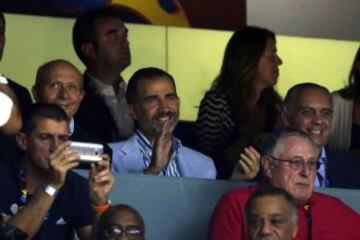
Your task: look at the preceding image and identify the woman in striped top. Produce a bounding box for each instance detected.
[196,26,283,179]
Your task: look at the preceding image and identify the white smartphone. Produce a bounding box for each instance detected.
[69,141,103,162]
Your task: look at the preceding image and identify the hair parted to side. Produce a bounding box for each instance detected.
[211,25,281,127]
[261,127,319,157]
[126,67,176,104]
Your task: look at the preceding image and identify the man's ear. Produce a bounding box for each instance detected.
[127,104,137,120]
[261,156,273,179]
[81,43,96,60]
[79,89,85,102]
[281,110,291,127]
[292,223,298,238]
[16,132,28,151]
[32,85,39,102]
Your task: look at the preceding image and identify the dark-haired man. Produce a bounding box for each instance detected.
[0,103,114,239]
[72,6,134,142]
[245,187,298,240]
[110,67,216,179]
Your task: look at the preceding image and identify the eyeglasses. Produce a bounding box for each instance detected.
[103,224,143,239]
[269,156,319,171]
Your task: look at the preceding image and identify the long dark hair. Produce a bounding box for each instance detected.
[339,46,360,99]
[211,26,282,127]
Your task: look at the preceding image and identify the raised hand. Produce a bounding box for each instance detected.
[144,121,173,174]
[89,154,115,205]
[47,141,80,189]
[230,146,261,181]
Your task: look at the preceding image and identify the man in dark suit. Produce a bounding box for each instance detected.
[283,82,360,189]
[72,6,134,143]
[32,59,111,158]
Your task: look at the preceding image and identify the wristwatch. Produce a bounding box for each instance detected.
[42,183,58,197]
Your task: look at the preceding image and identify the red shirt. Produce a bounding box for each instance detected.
[208,185,360,240]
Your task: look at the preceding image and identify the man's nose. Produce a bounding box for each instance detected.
[300,162,311,176]
[49,138,61,153]
[158,99,170,112]
[260,221,273,235]
[59,86,69,99]
[312,113,324,124]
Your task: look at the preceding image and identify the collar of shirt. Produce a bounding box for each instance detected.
[319,147,327,164]
[86,72,126,97]
[135,130,182,176]
[69,118,74,136]
[315,148,327,187]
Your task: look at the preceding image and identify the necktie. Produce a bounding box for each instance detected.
[317,170,324,187]
[316,159,325,187]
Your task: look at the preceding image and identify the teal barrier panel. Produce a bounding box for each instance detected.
[75,171,360,240]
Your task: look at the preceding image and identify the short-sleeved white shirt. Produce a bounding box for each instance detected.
[0,92,13,127]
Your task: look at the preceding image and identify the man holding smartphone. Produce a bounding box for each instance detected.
[0,103,114,239]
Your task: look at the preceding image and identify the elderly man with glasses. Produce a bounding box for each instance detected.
[209,128,360,240]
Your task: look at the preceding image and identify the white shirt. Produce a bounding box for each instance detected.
[0,91,13,127]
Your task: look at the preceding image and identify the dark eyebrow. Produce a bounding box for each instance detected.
[143,95,158,101]
[107,28,119,35]
[166,93,178,98]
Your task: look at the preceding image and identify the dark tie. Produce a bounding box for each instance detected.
[317,171,324,187]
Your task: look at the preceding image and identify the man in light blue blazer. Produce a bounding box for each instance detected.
[110,67,216,179]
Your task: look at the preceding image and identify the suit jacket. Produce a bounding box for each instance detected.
[109,134,217,179]
[326,148,360,189]
[74,73,123,143]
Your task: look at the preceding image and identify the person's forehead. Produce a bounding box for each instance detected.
[137,77,175,95]
[274,136,317,159]
[32,118,69,134]
[94,16,125,30]
[294,88,332,109]
[46,63,82,83]
[109,209,143,226]
[252,196,291,214]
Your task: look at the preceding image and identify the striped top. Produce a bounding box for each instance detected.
[135,130,181,177]
[196,90,236,161]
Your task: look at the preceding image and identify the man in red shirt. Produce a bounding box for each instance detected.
[209,128,360,240]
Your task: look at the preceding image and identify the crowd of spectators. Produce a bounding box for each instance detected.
[0,6,359,240]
